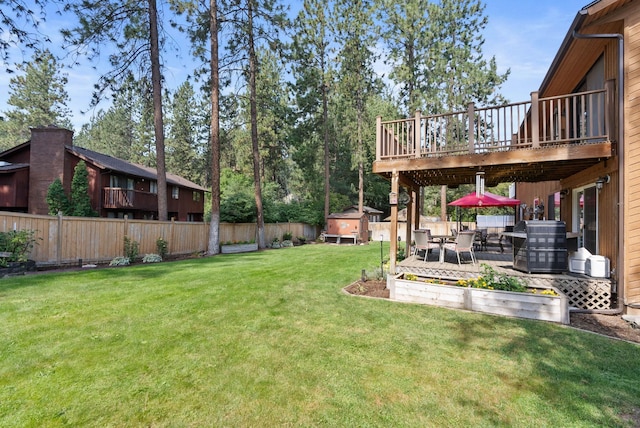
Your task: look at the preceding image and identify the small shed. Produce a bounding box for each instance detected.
[342,205,384,222]
[325,212,369,244]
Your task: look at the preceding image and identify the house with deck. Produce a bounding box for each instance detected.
[0,126,206,221]
[373,0,640,315]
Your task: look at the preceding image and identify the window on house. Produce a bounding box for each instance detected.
[150,181,157,194]
[172,186,179,199]
[193,191,201,202]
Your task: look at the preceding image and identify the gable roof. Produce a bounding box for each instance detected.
[342,205,383,215]
[66,145,208,192]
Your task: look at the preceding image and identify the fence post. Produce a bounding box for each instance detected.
[531,91,540,148]
[57,211,63,266]
[468,102,475,153]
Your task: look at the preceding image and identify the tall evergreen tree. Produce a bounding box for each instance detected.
[45,178,69,216]
[62,0,169,220]
[334,0,378,214]
[166,81,198,181]
[378,0,432,115]
[427,0,509,113]
[224,0,287,249]
[169,0,222,254]
[0,49,72,149]
[69,160,97,217]
[290,0,335,225]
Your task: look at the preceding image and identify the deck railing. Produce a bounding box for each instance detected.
[376,84,612,161]
[102,187,158,211]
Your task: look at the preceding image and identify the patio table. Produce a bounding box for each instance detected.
[431,234,456,263]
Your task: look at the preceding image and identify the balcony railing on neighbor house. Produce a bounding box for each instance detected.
[376,83,613,161]
[103,187,158,211]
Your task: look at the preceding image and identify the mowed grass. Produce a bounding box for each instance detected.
[1,244,639,427]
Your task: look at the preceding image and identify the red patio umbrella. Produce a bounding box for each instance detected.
[448,191,520,208]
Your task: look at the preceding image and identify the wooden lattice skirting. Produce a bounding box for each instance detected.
[396,265,613,311]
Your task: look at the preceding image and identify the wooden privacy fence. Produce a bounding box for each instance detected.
[0,211,318,266]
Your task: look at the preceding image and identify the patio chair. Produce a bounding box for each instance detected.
[413,229,439,262]
[443,230,477,265]
[475,229,488,251]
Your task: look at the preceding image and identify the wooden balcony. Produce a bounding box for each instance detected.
[373,83,615,187]
[102,188,158,211]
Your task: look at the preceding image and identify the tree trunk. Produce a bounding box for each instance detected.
[207,0,221,255]
[148,0,167,221]
[323,80,330,227]
[247,0,265,249]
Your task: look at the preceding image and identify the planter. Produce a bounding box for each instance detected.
[0,260,37,277]
[388,273,569,324]
[221,243,258,254]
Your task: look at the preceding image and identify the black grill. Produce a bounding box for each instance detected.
[512,221,567,274]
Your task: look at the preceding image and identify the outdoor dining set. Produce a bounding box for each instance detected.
[412,228,498,266]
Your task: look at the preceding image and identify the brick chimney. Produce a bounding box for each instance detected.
[28,126,74,215]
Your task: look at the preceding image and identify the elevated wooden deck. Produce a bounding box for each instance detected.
[397,247,613,312]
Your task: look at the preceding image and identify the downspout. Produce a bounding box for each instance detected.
[572,30,627,314]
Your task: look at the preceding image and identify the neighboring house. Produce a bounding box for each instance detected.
[373,0,640,315]
[0,126,207,221]
[342,205,384,222]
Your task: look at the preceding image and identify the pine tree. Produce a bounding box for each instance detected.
[334,0,379,214]
[69,161,97,217]
[0,0,48,72]
[62,0,169,220]
[45,178,70,216]
[0,49,72,149]
[290,0,335,225]
[224,0,287,249]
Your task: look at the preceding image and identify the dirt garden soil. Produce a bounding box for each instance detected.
[345,279,640,345]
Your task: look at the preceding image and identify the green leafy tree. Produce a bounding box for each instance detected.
[45,178,70,216]
[0,49,72,149]
[69,161,97,217]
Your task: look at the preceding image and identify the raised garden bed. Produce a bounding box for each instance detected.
[388,272,569,324]
[220,243,258,254]
[0,260,37,277]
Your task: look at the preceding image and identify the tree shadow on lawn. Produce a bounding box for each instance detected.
[449,314,640,426]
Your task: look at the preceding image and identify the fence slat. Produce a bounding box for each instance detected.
[0,212,319,266]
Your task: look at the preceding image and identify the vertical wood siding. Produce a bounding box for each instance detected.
[625,8,640,304]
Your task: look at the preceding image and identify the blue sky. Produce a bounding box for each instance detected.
[0,0,589,131]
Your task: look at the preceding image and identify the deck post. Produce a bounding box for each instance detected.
[414,111,421,157]
[467,102,475,153]
[389,170,399,274]
[605,79,615,143]
[376,116,382,161]
[531,91,540,148]
[406,192,413,258]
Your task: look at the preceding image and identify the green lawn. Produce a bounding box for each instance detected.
[1,244,639,427]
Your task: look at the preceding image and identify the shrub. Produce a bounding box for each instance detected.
[124,236,139,261]
[109,256,130,266]
[0,229,39,263]
[156,237,168,259]
[282,231,293,241]
[142,253,162,263]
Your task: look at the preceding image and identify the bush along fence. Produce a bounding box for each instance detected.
[0,211,319,267]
